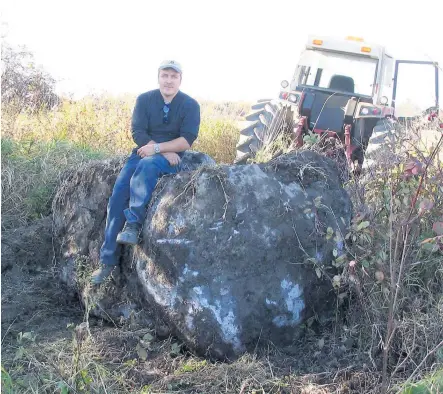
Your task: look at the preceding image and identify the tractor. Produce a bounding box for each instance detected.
[234,35,440,169]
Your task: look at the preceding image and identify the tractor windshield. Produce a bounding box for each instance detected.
[295,49,378,96]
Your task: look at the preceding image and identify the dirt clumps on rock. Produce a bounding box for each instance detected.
[52,150,352,360]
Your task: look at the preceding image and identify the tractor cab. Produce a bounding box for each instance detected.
[281,36,394,135]
[234,35,440,167]
[279,35,439,165]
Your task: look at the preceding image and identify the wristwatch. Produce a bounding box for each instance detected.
[154,143,160,154]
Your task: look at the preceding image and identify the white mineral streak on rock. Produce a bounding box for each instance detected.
[183,264,199,277]
[220,287,229,296]
[281,278,305,322]
[156,238,193,245]
[167,213,186,236]
[137,259,177,308]
[228,165,273,200]
[187,286,244,351]
[279,181,304,199]
[209,221,224,231]
[185,313,194,330]
[261,225,276,247]
[272,278,305,327]
[193,286,203,295]
[141,258,244,352]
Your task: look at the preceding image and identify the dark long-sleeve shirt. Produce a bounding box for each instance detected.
[131,89,200,157]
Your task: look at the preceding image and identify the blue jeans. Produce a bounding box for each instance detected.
[99,151,181,266]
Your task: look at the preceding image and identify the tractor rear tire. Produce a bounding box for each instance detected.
[234,99,294,164]
[352,118,380,166]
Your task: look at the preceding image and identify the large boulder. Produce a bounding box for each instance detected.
[53,150,352,360]
[52,151,215,325]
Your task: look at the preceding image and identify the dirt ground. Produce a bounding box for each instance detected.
[1,217,83,357]
[1,217,390,393]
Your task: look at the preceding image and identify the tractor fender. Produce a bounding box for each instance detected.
[354,102,394,119]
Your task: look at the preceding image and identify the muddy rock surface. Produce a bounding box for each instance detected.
[52,150,352,360]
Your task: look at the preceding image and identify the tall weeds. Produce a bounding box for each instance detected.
[1,95,248,229]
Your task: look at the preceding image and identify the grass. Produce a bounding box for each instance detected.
[399,369,443,393]
[1,138,108,229]
[0,325,385,393]
[1,94,249,158]
[1,95,249,230]
[2,94,443,393]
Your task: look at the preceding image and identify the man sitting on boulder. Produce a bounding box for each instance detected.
[91,60,200,284]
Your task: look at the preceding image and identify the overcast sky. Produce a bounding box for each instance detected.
[2,0,442,108]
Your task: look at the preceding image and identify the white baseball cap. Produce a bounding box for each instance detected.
[158,60,182,73]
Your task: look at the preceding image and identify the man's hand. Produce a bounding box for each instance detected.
[162,152,181,166]
[137,143,155,158]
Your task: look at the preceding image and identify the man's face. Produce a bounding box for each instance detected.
[158,68,182,98]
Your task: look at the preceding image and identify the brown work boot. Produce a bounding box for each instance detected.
[116,222,141,245]
[90,264,116,285]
